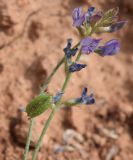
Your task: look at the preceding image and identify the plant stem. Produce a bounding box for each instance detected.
[31,42,80,160]
[40,57,65,92]
[61,73,71,92]
[22,57,64,160]
[31,72,71,160]
[32,108,56,160]
[40,41,80,93]
[22,119,34,160]
[75,51,82,61]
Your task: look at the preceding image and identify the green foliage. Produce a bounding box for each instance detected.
[26,93,52,118]
[95,7,119,28]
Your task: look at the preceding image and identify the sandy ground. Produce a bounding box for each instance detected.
[0,0,133,159]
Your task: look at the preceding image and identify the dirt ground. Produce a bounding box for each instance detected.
[0,0,133,160]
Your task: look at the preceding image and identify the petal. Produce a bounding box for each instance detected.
[72,7,85,27]
[99,39,120,56]
[63,39,78,58]
[90,12,103,25]
[81,37,101,54]
[87,7,95,16]
[69,63,87,72]
[53,92,63,103]
[82,87,88,97]
[72,7,82,20]
[85,94,95,104]
[73,15,85,27]
[110,21,127,32]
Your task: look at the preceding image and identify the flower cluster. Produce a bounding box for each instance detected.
[62,6,127,105]
[76,87,95,105]
[63,39,78,60]
[72,7,127,33]
[63,88,95,107]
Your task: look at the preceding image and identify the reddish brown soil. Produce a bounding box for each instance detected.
[0,0,133,160]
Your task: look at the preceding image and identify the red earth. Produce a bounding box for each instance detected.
[0,0,133,159]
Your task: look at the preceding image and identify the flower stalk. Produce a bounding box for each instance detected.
[22,119,34,160]
[40,57,65,92]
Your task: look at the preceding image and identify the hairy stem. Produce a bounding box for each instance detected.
[32,108,56,160]
[22,119,34,160]
[75,51,82,61]
[40,41,80,93]
[23,58,64,160]
[61,73,71,92]
[40,57,65,92]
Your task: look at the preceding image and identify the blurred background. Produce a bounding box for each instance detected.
[0,0,133,159]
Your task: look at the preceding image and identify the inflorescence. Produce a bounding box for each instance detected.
[26,6,127,118]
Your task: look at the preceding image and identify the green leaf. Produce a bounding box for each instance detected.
[26,93,52,118]
[103,7,119,19]
[95,7,119,28]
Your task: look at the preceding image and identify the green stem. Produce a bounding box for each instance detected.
[32,108,56,160]
[75,51,82,61]
[31,73,71,160]
[22,58,64,160]
[61,73,71,92]
[40,57,65,92]
[40,41,80,93]
[31,41,81,160]
[22,119,34,160]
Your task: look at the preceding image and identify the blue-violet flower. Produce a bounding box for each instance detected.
[76,87,95,105]
[80,37,101,54]
[97,39,120,56]
[63,39,78,59]
[69,63,87,72]
[109,21,127,32]
[53,92,64,103]
[87,7,95,17]
[72,7,85,27]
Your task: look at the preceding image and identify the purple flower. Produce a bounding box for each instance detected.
[63,39,78,59]
[80,37,101,54]
[85,7,95,21]
[69,63,87,72]
[90,11,103,25]
[76,87,95,105]
[97,39,120,56]
[87,7,95,16]
[110,21,127,32]
[53,92,64,103]
[85,7,95,24]
[72,7,85,27]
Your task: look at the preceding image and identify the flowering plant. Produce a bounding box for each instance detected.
[22,6,127,160]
